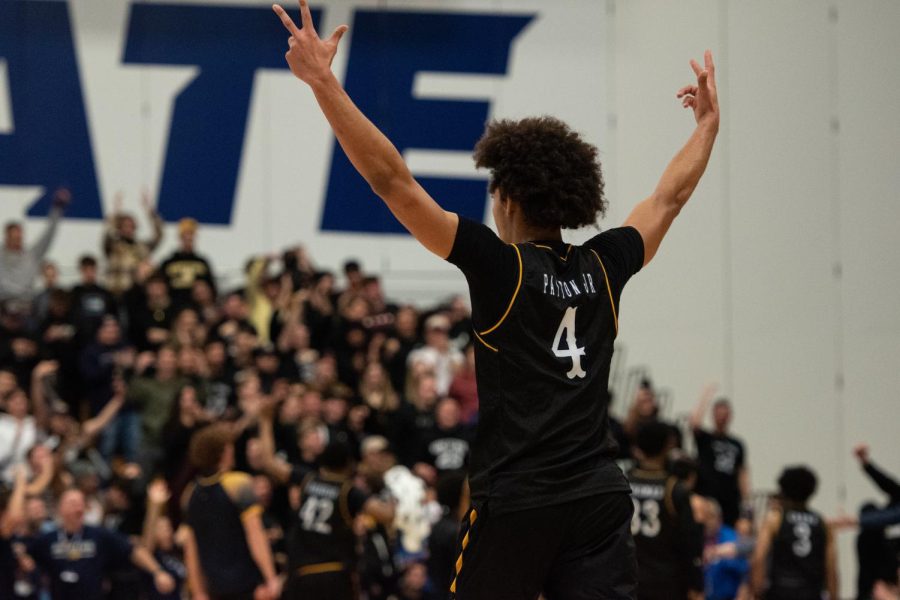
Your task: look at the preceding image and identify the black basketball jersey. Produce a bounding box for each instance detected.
[627,467,684,598]
[288,473,369,571]
[447,219,644,514]
[185,472,262,596]
[768,507,826,599]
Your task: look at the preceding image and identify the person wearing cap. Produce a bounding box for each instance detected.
[406,314,463,397]
[159,218,216,311]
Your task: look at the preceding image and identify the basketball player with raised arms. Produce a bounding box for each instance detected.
[273,2,719,597]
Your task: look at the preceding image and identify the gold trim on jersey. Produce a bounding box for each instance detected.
[449,507,478,594]
[478,244,523,336]
[529,242,573,262]
[297,561,345,577]
[473,330,499,353]
[589,249,619,334]
[664,476,678,518]
[240,504,263,521]
[339,480,353,528]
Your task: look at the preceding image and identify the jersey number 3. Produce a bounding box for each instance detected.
[552,307,586,379]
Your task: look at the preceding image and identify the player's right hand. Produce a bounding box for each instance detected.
[853,443,870,464]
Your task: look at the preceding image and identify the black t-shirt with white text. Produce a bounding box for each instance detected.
[446,217,644,513]
[694,428,745,525]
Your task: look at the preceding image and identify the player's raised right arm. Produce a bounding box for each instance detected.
[273,1,459,258]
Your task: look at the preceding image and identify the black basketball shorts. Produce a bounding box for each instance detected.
[449,491,636,600]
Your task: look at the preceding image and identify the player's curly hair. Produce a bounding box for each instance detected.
[778,465,818,504]
[473,116,607,229]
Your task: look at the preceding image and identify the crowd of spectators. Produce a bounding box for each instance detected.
[0,198,897,599]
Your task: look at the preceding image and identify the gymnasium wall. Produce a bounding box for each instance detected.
[609,3,900,595]
[2,1,898,594]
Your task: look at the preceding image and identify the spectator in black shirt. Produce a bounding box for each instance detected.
[271,10,718,596]
[383,305,420,394]
[70,255,117,345]
[37,289,80,410]
[416,398,470,480]
[127,273,173,352]
[395,373,438,469]
[140,480,187,600]
[159,218,215,311]
[853,443,900,598]
[690,384,749,526]
[79,317,139,460]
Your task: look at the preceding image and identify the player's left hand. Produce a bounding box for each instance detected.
[676,50,719,129]
[52,188,72,209]
[273,0,348,85]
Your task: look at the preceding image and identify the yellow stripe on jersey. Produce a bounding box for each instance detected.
[240,504,263,522]
[450,507,478,594]
[473,330,499,353]
[589,249,618,335]
[478,244,523,336]
[529,242,573,262]
[297,562,345,577]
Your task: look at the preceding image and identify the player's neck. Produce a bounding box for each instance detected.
[62,521,82,535]
[639,458,667,470]
[507,222,562,245]
[320,467,349,481]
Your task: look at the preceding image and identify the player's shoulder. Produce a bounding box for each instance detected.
[220,470,255,503]
[584,225,643,252]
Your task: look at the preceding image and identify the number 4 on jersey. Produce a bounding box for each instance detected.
[552,307,586,379]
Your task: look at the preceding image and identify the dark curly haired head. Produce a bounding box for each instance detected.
[473,116,607,231]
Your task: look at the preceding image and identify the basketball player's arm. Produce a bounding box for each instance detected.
[273,1,458,258]
[242,512,281,597]
[824,525,839,600]
[258,402,294,485]
[624,50,719,267]
[229,473,281,598]
[750,509,780,596]
[363,496,396,526]
[182,525,210,600]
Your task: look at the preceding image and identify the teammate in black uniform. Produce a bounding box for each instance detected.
[273,3,719,597]
[751,466,838,600]
[182,423,280,600]
[628,422,703,600]
[258,403,394,599]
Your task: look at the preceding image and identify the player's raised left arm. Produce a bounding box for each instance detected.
[624,50,719,267]
[273,1,458,258]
